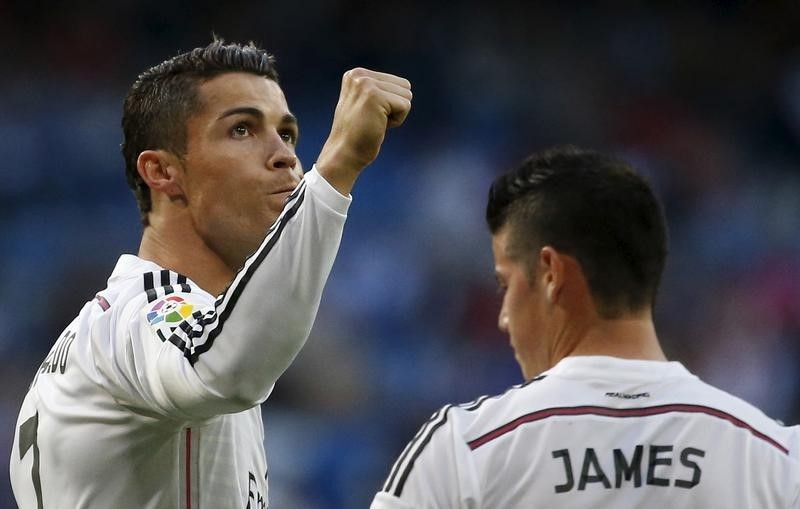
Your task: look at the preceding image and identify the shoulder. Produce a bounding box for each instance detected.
[379,377,549,501]
[103,266,215,340]
[428,375,551,443]
[679,375,800,450]
[454,375,549,414]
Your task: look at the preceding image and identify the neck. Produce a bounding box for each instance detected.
[554,311,666,364]
[138,215,234,296]
[569,317,665,360]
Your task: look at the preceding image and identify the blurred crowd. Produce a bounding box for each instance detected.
[1,1,799,507]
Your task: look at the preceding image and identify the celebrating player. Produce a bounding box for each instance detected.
[371,146,800,508]
[10,39,411,508]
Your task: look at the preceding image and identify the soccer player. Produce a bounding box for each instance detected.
[371,146,800,508]
[10,40,411,508]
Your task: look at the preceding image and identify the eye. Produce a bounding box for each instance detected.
[279,130,298,145]
[231,123,251,138]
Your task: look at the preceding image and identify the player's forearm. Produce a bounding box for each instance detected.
[315,147,361,197]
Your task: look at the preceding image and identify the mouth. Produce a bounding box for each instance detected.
[270,185,298,203]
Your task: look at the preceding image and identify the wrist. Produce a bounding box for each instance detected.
[315,143,364,196]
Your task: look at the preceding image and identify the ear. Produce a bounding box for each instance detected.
[539,246,564,304]
[136,150,185,199]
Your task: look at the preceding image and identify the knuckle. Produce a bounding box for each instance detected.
[353,76,376,94]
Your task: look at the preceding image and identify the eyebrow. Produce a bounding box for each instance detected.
[217,107,298,127]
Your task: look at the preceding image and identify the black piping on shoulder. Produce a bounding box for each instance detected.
[143,269,193,303]
[382,404,454,497]
[461,375,548,413]
[144,272,157,303]
[379,375,550,497]
[177,274,190,293]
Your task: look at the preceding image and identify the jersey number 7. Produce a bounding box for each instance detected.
[18,412,44,509]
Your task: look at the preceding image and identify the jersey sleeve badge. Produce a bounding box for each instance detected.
[146,295,197,342]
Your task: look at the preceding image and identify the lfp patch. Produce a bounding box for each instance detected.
[146,295,196,341]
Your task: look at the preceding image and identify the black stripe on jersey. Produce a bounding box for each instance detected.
[161,269,177,295]
[142,269,192,304]
[382,405,454,497]
[156,311,205,352]
[462,395,490,412]
[162,270,175,296]
[144,272,157,303]
[381,375,550,497]
[174,312,204,340]
[460,375,547,414]
[162,182,307,365]
[393,406,453,496]
[382,406,446,492]
[185,184,307,365]
[466,403,790,454]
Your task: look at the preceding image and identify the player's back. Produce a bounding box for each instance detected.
[473,357,799,507]
[378,356,800,508]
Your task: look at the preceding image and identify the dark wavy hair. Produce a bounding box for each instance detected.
[121,39,279,225]
[486,145,668,318]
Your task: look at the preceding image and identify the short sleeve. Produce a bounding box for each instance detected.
[372,406,481,509]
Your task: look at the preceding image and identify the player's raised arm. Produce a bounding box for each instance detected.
[316,68,412,195]
[117,67,413,420]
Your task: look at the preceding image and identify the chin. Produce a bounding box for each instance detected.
[265,202,287,224]
[255,207,278,230]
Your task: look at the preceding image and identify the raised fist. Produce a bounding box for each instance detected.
[316,68,412,194]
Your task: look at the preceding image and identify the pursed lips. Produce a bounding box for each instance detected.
[271,180,299,193]
[270,182,299,202]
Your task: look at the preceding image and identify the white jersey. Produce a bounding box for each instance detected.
[372,356,800,508]
[10,168,350,509]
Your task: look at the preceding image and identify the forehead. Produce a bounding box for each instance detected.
[194,72,289,118]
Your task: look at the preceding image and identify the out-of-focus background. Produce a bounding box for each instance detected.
[2,1,799,507]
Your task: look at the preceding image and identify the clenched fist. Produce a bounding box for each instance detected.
[316,68,412,195]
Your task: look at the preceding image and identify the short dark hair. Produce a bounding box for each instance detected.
[121,39,279,225]
[486,146,668,318]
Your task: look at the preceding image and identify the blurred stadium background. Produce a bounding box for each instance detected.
[2,1,799,507]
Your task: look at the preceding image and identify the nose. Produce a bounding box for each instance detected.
[266,134,298,171]
[498,310,509,334]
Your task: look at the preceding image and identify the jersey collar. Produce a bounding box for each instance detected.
[543,355,695,383]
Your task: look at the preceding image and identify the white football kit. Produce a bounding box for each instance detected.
[372,356,800,508]
[10,168,350,509]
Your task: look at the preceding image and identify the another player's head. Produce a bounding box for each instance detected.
[122,39,302,270]
[486,145,668,377]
